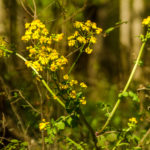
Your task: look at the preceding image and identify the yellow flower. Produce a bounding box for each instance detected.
[96,28,103,34]
[80,82,87,88]
[68,40,76,46]
[142,16,150,25]
[33,61,43,71]
[39,120,49,130]
[25,61,31,67]
[29,48,36,54]
[73,31,79,37]
[25,23,30,29]
[53,95,57,100]
[74,21,83,28]
[129,117,138,124]
[92,22,97,29]
[90,36,96,43]
[53,33,64,42]
[21,35,31,41]
[63,74,69,80]
[80,97,86,105]
[77,36,86,44]
[59,83,69,90]
[70,80,78,86]
[85,47,93,54]
[50,63,57,71]
[42,119,46,122]
[81,25,90,32]
[85,20,92,27]
[42,28,49,35]
[70,90,76,99]
[68,36,74,40]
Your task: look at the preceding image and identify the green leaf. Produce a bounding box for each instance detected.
[56,121,65,130]
[118,142,129,146]
[10,139,19,143]
[105,27,115,34]
[106,133,117,142]
[133,147,142,150]
[66,117,73,126]
[21,142,28,147]
[97,135,107,147]
[128,91,139,102]
[76,92,82,98]
[119,92,128,99]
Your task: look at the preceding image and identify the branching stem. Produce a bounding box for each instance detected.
[1,48,65,108]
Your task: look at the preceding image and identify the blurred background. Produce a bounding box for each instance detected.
[0,0,150,149]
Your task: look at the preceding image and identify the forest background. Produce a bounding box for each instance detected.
[0,0,150,149]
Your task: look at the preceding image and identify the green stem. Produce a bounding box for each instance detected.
[97,42,146,135]
[41,79,65,108]
[1,48,65,108]
[68,45,84,75]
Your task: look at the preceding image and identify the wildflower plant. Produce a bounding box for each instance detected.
[0,14,150,150]
[0,18,103,149]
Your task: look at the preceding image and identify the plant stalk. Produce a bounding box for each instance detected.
[68,45,84,75]
[1,48,65,108]
[97,41,146,135]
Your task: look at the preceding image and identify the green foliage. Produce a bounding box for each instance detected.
[0,139,28,150]
[118,91,139,102]
[97,101,111,117]
[1,2,150,149]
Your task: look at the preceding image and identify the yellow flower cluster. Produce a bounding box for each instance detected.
[80,82,87,88]
[22,20,49,41]
[70,90,76,99]
[129,117,138,124]
[39,119,49,130]
[63,74,69,80]
[79,97,86,105]
[68,20,102,54]
[142,16,150,25]
[51,33,64,42]
[22,20,68,72]
[59,75,87,105]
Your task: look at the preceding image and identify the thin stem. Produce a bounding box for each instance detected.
[32,0,37,19]
[41,79,65,108]
[1,48,65,108]
[97,42,146,135]
[138,128,150,147]
[13,89,40,114]
[36,82,45,150]
[123,42,146,92]
[79,109,100,150]
[68,45,84,75]
[19,0,34,18]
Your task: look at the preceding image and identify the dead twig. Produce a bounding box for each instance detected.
[12,89,41,114]
[32,0,37,19]
[138,128,150,147]
[19,0,34,18]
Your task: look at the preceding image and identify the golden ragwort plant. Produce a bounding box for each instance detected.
[0,16,150,149]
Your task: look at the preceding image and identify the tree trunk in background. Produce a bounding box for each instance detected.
[0,0,6,36]
[131,0,144,80]
[120,0,131,82]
